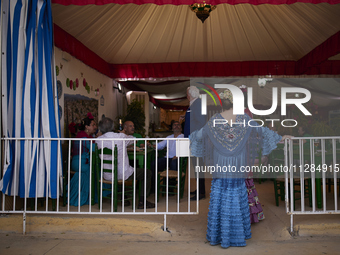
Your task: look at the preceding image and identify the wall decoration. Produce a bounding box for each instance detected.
[100,95,104,106]
[95,88,99,96]
[57,80,63,99]
[58,105,62,119]
[64,94,98,138]
[64,76,92,93]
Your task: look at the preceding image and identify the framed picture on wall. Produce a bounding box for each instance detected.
[64,94,98,138]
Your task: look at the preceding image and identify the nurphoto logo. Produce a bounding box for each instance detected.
[200,84,312,128]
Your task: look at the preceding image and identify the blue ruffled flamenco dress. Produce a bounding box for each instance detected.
[69,152,92,206]
[190,113,282,248]
[68,132,96,207]
[68,135,112,206]
[207,178,251,248]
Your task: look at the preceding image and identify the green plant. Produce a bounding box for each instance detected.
[330,115,340,136]
[277,125,294,136]
[289,101,319,129]
[311,121,335,136]
[114,99,146,136]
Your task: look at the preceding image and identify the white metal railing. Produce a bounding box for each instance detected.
[0,137,198,234]
[284,137,340,234]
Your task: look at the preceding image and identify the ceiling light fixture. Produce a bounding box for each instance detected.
[257,78,273,88]
[189,2,216,23]
[113,82,122,93]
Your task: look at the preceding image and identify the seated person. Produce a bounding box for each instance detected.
[123,120,145,148]
[151,121,184,177]
[122,120,147,168]
[169,120,175,131]
[161,121,171,131]
[96,117,155,209]
[69,114,97,206]
[298,126,312,148]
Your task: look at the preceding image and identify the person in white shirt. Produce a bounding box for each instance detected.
[152,121,184,174]
[96,117,155,209]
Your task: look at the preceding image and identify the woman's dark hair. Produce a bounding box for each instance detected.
[78,117,93,131]
[221,98,232,110]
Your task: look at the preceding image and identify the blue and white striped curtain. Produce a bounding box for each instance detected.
[0,0,62,199]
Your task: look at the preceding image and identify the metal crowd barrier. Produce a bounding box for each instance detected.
[284,137,340,234]
[0,137,198,234]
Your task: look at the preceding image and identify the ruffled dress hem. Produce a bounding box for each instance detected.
[206,178,252,248]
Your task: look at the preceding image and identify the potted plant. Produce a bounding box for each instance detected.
[311,121,335,137]
[115,99,146,136]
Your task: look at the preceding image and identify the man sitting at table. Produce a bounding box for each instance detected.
[122,120,148,168]
[123,120,145,148]
[96,117,155,209]
[150,121,184,191]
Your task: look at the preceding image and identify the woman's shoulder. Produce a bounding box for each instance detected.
[210,112,222,120]
[208,112,248,123]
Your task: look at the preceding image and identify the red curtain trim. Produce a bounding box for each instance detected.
[126,80,190,85]
[51,0,339,6]
[54,24,112,78]
[111,61,297,78]
[297,31,340,74]
[54,24,340,79]
[304,60,340,75]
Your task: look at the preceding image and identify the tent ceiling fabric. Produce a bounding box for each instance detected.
[52,3,340,65]
[51,1,340,109]
[51,0,338,6]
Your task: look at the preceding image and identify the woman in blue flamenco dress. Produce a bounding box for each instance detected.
[69,115,97,206]
[190,89,291,248]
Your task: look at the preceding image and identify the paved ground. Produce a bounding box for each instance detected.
[0,180,339,255]
[0,232,339,255]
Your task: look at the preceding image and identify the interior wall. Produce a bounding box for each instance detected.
[160,109,186,127]
[54,47,121,137]
[149,102,160,130]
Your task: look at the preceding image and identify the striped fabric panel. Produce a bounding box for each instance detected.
[0,0,62,199]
